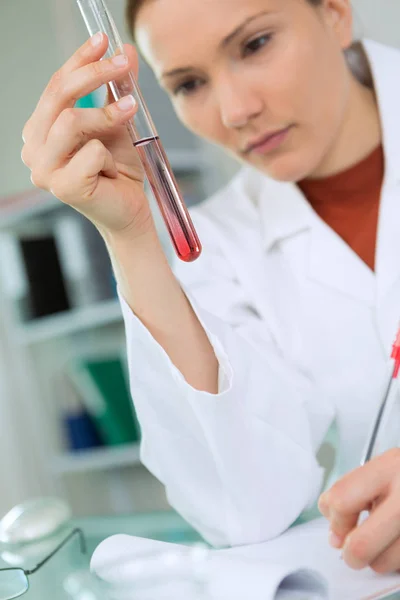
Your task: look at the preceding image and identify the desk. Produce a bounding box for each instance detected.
[1,512,399,600]
[0,511,203,599]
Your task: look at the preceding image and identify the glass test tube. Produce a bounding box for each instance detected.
[76,0,202,262]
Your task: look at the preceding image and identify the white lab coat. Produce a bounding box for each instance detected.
[120,39,400,547]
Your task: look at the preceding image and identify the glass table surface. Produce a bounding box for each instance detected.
[0,511,399,600]
[0,511,204,600]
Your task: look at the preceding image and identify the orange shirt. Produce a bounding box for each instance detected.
[298,145,384,272]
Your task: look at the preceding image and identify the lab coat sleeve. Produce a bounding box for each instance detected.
[120,210,334,548]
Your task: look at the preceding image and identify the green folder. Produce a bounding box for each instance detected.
[67,352,141,446]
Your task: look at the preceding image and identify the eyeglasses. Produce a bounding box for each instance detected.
[0,528,86,599]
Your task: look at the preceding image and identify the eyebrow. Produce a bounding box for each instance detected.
[161,10,272,80]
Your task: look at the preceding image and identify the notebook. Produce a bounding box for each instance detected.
[90,518,400,599]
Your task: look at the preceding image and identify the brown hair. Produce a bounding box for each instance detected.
[125,0,142,40]
[125,0,372,87]
[125,0,324,39]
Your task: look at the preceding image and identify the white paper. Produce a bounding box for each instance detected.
[224,518,400,600]
[90,519,400,600]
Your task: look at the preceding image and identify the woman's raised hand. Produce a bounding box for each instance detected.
[21,33,154,237]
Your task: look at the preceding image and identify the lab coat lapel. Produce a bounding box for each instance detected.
[254,170,375,307]
[364,40,400,304]
[214,172,308,361]
[307,219,375,306]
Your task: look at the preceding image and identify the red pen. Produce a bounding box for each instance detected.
[360,325,400,465]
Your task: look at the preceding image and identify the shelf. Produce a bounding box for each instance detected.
[0,189,59,231]
[16,298,123,345]
[52,443,141,475]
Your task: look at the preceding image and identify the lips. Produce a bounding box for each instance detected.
[244,126,292,155]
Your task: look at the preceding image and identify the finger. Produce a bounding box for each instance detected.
[319,451,396,546]
[342,495,400,570]
[22,53,131,167]
[22,33,109,144]
[370,535,400,575]
[50,139,117,204]
[23,41,138,152]
[36,95,137,176]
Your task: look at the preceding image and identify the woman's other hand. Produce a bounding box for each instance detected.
[319,448,400,573]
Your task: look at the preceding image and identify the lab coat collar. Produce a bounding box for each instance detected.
[251,38,400,250]
[364,39,400,300]
[247,38,400,306]
[241,166,314,253]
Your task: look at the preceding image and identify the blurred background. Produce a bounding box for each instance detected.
[0,0,398,524]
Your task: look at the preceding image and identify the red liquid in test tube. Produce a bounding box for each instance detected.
[134,137,202,262]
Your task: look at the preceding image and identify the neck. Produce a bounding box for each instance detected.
[310,74,382,179]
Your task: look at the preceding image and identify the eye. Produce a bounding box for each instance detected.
[173,78,203,97]
[243,33,273,58]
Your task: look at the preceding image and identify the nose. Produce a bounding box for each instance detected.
[216,74,263,129]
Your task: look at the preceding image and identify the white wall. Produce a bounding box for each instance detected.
[352,0,400,46]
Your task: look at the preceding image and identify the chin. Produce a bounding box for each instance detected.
[250,151,322,183]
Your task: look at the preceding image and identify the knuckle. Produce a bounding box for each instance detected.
[326,487,347,514]
[91,61,104,77]
[49,178,67,201]
[21,145,31,168]
[52,109,82,144]
[22,121,32,143]
[30,171,43,188]
[90,138,105,155]
[60,107,79,128]
[102,104,116,125]
[46,69,63,96]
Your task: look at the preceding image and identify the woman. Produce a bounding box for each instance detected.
[22,0,400,573]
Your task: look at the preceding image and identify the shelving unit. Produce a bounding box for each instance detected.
[16,298,122,346]
[0,143,210,517]
[52,442,141,475]
[0,0,225,519]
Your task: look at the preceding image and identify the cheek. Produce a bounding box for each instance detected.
[250,43,349,181]
[284,38,348,140]
[262,28,346,131]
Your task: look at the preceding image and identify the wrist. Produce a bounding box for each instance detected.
[97,209,157,247]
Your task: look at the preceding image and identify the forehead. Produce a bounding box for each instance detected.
[135,0,292,77]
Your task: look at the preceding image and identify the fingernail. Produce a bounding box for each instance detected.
[112,54,129,67]
[91,32,104,47]
[116,95,136,111]
[329,530,344,549]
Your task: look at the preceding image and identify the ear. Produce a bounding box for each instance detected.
[320,0,353,49]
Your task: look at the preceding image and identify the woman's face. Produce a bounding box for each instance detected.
[136,0,353,181]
